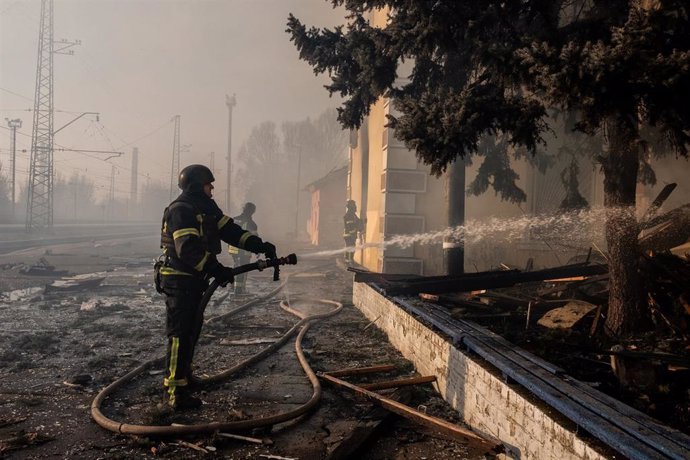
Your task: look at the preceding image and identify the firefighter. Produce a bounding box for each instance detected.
[343,199,363,263]
[227,202,257,294]
[157,165,276,410]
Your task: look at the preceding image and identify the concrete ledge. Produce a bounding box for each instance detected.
[353,282,609,460]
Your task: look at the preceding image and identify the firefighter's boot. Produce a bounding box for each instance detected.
[174,392,202,410]
[163,382,202,411]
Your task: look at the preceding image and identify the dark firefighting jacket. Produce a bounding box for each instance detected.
[160,191,264,278]
[343,210,362,239]
[228,213,258,255]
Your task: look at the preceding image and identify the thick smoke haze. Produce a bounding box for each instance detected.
[0,0,346,221]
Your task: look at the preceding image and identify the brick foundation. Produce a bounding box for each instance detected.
[353,282,608,460]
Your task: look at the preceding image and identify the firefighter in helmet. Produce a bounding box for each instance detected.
[157,165,276,410]
[227,202,257,294]
[343,199,363,263]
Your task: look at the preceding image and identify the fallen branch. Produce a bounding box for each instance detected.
[216,432,272,445]
[172,439,208,453]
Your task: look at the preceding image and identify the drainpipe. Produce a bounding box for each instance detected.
[444,159,465,275]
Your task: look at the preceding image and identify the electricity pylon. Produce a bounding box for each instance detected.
[26,0,79,231]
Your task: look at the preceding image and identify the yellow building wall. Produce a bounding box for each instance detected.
[362,98,386,270]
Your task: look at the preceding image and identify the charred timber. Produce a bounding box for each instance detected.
[362,263,608,296]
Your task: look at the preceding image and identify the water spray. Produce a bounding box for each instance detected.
[300,206,641,259]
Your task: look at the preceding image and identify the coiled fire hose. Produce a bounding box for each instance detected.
[91,254,344,436]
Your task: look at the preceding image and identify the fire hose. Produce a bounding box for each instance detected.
[90,254,344,436]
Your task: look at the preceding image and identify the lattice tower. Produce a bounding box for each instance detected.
[26,0,54,231]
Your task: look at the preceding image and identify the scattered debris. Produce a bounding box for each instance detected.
[19,258,69,277]
[46,277,105,294]
[537,300,598,329]
[0,431,53,454]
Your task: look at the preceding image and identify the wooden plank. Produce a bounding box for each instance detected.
[360,375,437,391]
[319,372,500,453]
[325,364,396,378]
[326,387,412,460]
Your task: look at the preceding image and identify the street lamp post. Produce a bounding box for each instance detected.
[294,146,302,239]
[5,118,22,219]
[226,94,236,212]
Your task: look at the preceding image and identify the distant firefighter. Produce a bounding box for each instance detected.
[228,202,258,294]
[343,199,363,263]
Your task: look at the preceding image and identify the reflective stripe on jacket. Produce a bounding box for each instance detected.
[160,197,263,276]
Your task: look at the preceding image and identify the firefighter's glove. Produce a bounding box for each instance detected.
[261,241,277,259]
[210,265,234,287]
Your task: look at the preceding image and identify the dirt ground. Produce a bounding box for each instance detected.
[0,234,486,459]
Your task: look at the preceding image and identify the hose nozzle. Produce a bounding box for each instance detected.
[268,254,298,281]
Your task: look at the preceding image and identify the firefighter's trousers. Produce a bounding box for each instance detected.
[162,276,207,405]
[232,251,251,293]
[344,236,356,262]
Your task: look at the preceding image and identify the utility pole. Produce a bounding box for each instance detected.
[26,0,80,232]
[71,176,77,220]
[209,151,215,171]
[5,118,22,220]
[130,147,138,219]
[109,164,116,220]
[225,94,236,211]
[294,146,302,239]
[169,115,181,200]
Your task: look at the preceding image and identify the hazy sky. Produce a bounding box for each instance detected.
[0,0,345,201]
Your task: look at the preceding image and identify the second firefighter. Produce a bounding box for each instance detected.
[228,202,258,294]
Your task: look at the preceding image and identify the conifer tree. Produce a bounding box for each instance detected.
[288,1,690,336]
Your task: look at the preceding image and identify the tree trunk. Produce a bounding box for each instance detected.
[444,159,465,275]
[601,117,645,337]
